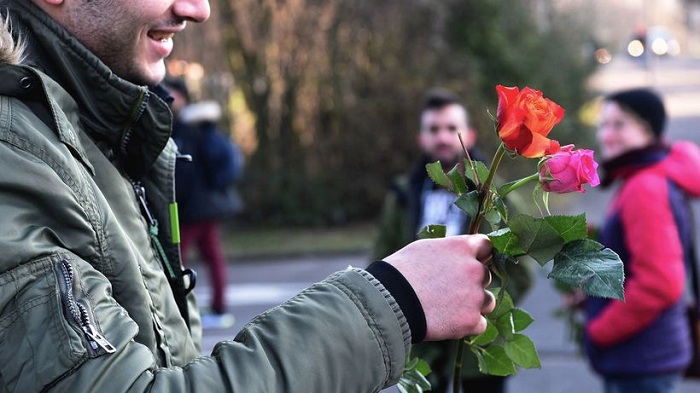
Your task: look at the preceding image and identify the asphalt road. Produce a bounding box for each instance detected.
[192,55,700,392]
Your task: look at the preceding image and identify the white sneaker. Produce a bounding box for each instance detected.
[200,312,235,330]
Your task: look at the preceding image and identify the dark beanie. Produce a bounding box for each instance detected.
[605,88,666,138]
[162,77,190,102]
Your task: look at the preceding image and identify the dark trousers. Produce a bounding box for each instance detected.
[180,221,227,313]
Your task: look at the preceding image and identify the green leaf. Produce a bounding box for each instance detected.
[503,334,541,368]
[464,159,490,186]
[408,370,431,389]
[511,308,535,332]
[455,190,479,220]
[426,161,452,191]
[509,215,565,265]
[470,345,488,374]
[399,361,432,393]
[414,358,431,376]
[488,228,526,256]
[487,288,514,320]
[464,158,477,186]
[482,345,517,376]
[549,239,625,300]
[404,357,418,370]
[472,320,499,346]
[398,372,428,393]
[474,161,490,184]
[484,208,502,228]
[494,196,509,224]
[447,164,468,196]
[495,312,515,340]
[417,224,446,239]
[544,214,588,243]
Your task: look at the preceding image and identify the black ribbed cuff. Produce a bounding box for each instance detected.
[366,260,427,343]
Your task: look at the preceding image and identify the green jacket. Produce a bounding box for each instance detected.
[373,160,533,381]
[0,3,408,392]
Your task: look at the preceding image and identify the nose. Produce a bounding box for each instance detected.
[173,0,211,23]
[438,129,458,143]
[596,126,611,143]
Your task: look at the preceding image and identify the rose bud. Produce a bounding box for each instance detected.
[539,145,601,193]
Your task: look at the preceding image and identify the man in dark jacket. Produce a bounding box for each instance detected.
[0,1,496,392]
[374,89,487,259]
[374,89,532,393]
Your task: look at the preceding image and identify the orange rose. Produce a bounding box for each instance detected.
[496,85,565,158]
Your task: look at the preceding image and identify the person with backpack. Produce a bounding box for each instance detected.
[585,88,700,393]
[166,79,243,329]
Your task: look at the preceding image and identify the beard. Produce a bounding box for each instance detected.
[428,145,463,170]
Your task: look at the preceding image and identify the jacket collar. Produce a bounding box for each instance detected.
[600,142,669,187]
[6,1,174,180]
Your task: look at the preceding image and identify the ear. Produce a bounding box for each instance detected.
[462,127,477,147]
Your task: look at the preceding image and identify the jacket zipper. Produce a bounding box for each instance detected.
[130,181,178,280]
[130,180,196,330]
[59,259,116,354]
[119,88,150,155]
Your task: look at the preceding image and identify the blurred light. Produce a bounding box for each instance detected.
[595,48,612,64]
[186,62,205,80]
[167,60,188,77]
[651,38,668,55]
[627,40,644,57]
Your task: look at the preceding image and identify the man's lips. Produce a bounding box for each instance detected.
[147,30,176,42]
[146,26,184,57]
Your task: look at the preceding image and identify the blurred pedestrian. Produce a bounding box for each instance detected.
[586,88,700,393]
[165,79,243,329]
[373,88,532,393]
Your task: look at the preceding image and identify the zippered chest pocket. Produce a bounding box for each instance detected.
[0,255,89,392]
[57,259,116,355]
[0,253,137,392]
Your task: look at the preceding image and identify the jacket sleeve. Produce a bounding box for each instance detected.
[587,175,686,347]
[5,250,410,392]
[79,268,410,392]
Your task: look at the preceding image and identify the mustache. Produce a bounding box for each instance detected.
[155,19,187,29]
[433,143,458,151]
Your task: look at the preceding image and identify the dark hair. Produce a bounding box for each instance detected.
[421,88,465,112]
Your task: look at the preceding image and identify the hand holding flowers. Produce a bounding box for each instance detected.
[399,86,623,393]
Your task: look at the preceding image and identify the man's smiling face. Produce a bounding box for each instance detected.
[35,0,210,86]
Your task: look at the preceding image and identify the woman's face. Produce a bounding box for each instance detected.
[597,101,656,160]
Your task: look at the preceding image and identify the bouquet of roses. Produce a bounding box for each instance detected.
[399,86,625,393]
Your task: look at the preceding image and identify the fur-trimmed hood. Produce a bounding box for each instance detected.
[0,17,23,65]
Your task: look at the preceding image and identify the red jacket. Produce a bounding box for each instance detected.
[585,142,700,375]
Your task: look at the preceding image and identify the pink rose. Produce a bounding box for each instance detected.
[539,145,600,193]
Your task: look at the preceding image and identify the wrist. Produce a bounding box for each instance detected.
[366,260,427,343]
